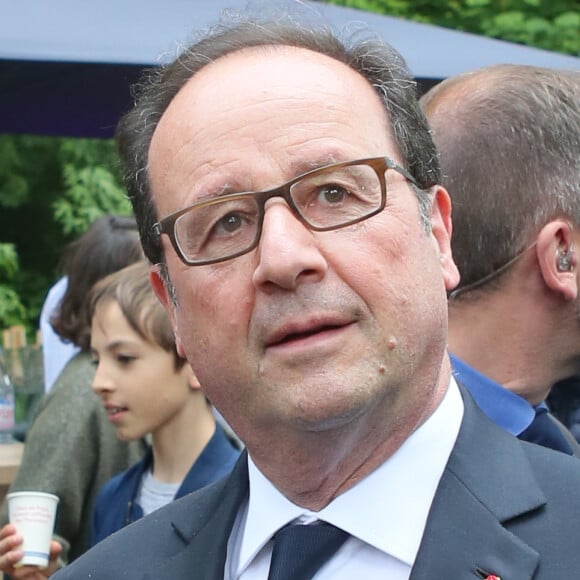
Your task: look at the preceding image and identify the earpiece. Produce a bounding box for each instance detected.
[557,250,573,272]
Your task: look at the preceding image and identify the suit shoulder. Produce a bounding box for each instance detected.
[522,440,580,493]
[522,438,580,467]
[52,478,230,579]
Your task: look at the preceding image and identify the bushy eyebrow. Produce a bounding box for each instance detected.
[192,153,350,203]
[287,154,344,176]
[193,183,237,204]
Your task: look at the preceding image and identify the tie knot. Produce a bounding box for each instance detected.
[268,522,349,580]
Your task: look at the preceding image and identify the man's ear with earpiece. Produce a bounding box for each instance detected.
[557,249,574,273]
[536,220,578,300]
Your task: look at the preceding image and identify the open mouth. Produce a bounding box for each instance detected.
[105,405,128,418]
[270,322,347,348]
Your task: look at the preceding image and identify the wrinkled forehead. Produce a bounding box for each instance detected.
[163,43,386,117]
[148,45,391,171]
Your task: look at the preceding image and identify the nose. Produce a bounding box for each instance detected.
[252,199,328,291]
[91,362,115,395]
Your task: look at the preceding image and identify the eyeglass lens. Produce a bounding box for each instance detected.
[173,162,383,264]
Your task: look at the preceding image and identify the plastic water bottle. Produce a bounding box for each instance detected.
[0,355,15,443]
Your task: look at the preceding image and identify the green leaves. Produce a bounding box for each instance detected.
[0,136,130,335]
[0,244,25,329]
[323,0,579,55]
[54,165,131,237]
[0,137,29,207]
[0,244,18,281]
[0,286,26,329]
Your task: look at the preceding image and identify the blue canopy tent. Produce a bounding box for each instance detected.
[0,0,578,138]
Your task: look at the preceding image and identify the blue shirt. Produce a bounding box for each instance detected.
[450,353,535,436]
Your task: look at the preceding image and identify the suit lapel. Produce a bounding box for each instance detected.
[411,384,544,580]
[143,452,249,580]
[410,468,541,579]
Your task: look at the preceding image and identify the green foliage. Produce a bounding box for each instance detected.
[54,165,131,237]
[0,244,18,280]
[0,286,26,328]
[0,139,28,208]
[324,0,579,55]
[0,243,25,329]
[54,138,131,236]
[0,135,130,335]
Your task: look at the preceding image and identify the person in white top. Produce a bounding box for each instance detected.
[39,276,80,392]
[51,9,580,580]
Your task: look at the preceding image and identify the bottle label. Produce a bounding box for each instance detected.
[0,399,15,432]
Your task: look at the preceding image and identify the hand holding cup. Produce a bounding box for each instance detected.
[0,522,61,578]
[3,492,62,576]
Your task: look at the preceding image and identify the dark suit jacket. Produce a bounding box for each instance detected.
[53,387,580,579]
[550,413,580,455]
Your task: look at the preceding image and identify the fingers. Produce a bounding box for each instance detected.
[0,523,19,541]
[40,540,64,576]
[0,524,24,573]
[0,526,62,578]
[11,542,63,578]
[50,539,63,558]
[10,564,53,579]
[0,524,63,578]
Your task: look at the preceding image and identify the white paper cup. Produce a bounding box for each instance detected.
[7,491,59,568]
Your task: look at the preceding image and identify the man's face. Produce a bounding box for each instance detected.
[148,46,459,444]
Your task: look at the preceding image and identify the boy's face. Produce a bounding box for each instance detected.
[90,299,193,442]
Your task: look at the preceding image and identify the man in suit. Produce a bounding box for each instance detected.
[421,66,580,454]
[50,14,580,580]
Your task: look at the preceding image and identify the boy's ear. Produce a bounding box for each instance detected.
[149,265,187,359]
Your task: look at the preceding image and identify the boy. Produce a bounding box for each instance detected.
[88,261,240,545]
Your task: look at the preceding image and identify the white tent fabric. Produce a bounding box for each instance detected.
[1,0,578,137]
[2,0,578,76]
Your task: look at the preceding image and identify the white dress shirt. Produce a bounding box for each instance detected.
[225,377,464,579]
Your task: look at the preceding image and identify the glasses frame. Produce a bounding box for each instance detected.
[153,156,419,266]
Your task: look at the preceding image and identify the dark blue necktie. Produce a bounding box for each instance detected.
[267,522,349,580]
[519,406,573,454]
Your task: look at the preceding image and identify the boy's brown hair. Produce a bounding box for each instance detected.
[88,261,185,369]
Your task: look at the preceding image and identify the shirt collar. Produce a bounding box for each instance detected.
[237,377,463,573]
[449,354,534,435]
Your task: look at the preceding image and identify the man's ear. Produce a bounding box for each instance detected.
[150,265,187,359]
[536,220,578,301]
[430,185,460,292]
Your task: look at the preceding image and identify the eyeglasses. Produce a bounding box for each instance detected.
[153,156,418,266]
